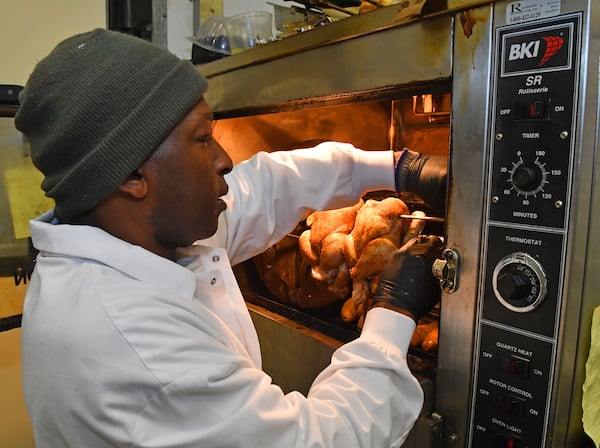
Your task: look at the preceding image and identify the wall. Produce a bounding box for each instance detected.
[0,1,106,85]
[223,0,281,16]
[0,2,105,446]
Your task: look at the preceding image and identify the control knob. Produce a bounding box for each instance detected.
[492,252,547,312]
[509,158,548,197]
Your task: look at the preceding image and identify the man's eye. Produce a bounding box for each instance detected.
[197,136,212,146]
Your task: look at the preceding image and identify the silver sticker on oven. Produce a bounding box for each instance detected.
[506,0,561,25]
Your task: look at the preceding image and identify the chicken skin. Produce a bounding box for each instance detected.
[298,201,363,299]
[345,198,409,266]
[298,197,426,326]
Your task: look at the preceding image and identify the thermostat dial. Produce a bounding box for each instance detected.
[492,252,548,313]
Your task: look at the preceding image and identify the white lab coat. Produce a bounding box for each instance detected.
[21,142,422,447]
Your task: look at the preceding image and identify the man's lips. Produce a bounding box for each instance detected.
[217,182,229,211]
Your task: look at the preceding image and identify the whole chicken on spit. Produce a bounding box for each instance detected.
[297,200,363,299]
[298,197,426,327]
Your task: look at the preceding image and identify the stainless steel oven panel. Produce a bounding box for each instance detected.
[470,1,599,446]
[201,12,453,115]
[436,4,493,446]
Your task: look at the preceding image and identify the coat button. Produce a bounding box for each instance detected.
[212,255,220,263]
[210,277,217,285]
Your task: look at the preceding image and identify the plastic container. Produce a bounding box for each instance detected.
[225,12,274,54]
[191,16,231,55]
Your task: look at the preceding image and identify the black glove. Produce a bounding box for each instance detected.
[395,149,448,212]
[370,235,444,323]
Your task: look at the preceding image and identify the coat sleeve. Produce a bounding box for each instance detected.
[130,308,422,448]
[199,142,395,265]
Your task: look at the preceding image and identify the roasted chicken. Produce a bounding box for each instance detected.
[298,200,363,299]
[298,197,426,326]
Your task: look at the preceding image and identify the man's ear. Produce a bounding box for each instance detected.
[118,170,148,199]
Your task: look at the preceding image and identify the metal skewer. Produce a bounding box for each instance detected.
[399,214,445,223]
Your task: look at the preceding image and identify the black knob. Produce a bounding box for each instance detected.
[492,253,547,313]
[512,165,540,191]
[496,272,532,303]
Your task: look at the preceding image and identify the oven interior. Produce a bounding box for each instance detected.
[213,90,451,393]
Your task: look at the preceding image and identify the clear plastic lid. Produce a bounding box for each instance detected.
[190,16,231,55]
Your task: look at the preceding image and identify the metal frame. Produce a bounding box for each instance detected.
[437,4,493,445]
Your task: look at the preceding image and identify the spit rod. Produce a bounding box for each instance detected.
[399,214,445,223]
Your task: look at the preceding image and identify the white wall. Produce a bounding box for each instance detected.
[223,0,286,17]
[0,0,106,85]
[0,2,105,446]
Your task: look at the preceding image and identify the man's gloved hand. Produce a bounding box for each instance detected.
[395,149,448,212]
[369,235,444,323]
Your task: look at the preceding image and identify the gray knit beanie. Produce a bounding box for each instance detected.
[15,28,209,219]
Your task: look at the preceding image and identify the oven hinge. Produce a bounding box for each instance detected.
[432,248,460,293]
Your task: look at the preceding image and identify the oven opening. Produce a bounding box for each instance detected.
[214,90,451,392]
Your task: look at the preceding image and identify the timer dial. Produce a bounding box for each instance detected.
[509,157,548,197]
[492,252,548,313]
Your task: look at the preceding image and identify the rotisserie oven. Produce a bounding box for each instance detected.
[199,1,600,446]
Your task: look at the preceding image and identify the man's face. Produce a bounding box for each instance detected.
[141,98,233,252]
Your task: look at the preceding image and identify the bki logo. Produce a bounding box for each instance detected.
[508,35,564,67]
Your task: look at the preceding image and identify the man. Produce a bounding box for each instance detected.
[16,29,446,447]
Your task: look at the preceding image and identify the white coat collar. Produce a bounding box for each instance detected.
[29,211,197,299]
